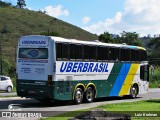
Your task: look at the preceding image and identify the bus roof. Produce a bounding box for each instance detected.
[50,36,146,51]
[20,35,146,51]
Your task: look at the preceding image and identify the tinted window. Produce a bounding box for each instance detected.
[109,47,119,61]
[84,45,96,60]
[90,46,96,60]
[56,43,62,59]
[75,44,82,60]
[56,43,69,60]
[97,46,108,61]
[84,45,90,60]
[135,50,140,61]
[69,44,76,60]
[140,50,147,61]
[62,43,69,59]
[120,48,130,61]
[19,48,48,59]
[1,77,7,81]
[131,49,136,61]
[131,49,140,62]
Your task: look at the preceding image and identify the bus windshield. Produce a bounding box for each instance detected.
[19,48,48,59]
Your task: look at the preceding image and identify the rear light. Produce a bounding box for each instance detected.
[48,75,53,86]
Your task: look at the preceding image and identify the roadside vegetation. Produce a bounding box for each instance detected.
[42,99,160,120]
[149,66,160,88]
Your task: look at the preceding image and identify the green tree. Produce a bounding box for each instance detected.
[148,37,160,49]
[120,31,142,46]
[98,32,113,43]
[17,0,26,8]
[147,37,160,65]
[98,31,142,46]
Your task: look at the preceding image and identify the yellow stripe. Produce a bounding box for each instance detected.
[137,46,146,51]
[118,64,139,96]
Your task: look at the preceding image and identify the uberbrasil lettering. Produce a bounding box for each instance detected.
[22,41,46,45]
[60,62,109,73]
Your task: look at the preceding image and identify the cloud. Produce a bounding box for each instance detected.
[44,5,69,18]
[83,0,160,36]
[83,12,122,35]
[82,16,91,25]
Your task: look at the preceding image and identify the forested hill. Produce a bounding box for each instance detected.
[0,1,97,64]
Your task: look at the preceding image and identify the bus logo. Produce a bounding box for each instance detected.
[60,62,109,73]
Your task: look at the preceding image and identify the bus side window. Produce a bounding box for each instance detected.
[109,47,113,61]
[75,44,82,60]
[140,50,147,61]
[109,47,119,61]
[69,44,75,60]
[62,43,69,60]
[135,50,140,61]
[56,43,62,60]
[131,49,136,62]
[84,45,90,60]
[126,49,131,61]
[97,46,108,61]
[103,47,109,61]
[90,46,96,61]
[115,48,120,61]
[132,49,141,62]
[120,48,131,62]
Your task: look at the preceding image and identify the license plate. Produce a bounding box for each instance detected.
[28,90,36,94]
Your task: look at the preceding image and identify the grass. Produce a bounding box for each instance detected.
[149,66,160,88]
[98,99,160,120]
[11,77,16,92]
[98,99,160,111]
[42,99,160,120]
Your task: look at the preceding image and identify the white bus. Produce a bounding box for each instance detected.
[16,35,149,104]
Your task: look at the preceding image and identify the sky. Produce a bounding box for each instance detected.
[3,0,160,37]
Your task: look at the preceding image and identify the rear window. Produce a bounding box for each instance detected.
[0,77,7,81]
[19,48,48,59]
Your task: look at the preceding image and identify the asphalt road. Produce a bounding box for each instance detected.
[0,88,160,119]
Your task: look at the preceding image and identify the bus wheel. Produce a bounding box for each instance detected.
[74,88,84,104]
[84,87,95,103]
[130,85,138,98]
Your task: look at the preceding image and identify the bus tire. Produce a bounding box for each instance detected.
[84,87,95,103]
[130,85,138,98]
[74,88,84,104]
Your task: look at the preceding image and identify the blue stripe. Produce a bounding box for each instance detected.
[127,46,137,49]
[109,63,131,96]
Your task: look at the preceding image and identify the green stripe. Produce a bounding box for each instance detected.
[105,63,123,96]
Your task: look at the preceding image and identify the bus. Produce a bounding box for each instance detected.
[16,35,149,104]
